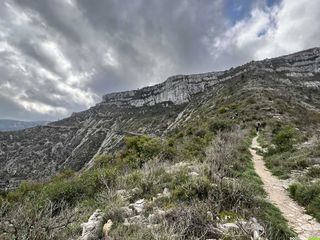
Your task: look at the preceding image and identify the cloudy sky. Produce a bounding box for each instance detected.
[0,0,319,121]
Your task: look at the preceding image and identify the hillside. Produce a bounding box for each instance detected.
[1,47,320,189]
[1,48,320,239]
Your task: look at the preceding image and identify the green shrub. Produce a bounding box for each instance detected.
[218,107,227,114]
[93,154,113,168]
[125,171,144,189]
[271,126,297,153]
[307,166,320,178]
[123,136,162,168]
[161,145,177,160]
[124,135,161,159]
[168,170,189,189]
[183,136,206,158]
[264,150,309,179]
[54,168,75,180]
[289,182,320,221]
[43,168,118,205]
[172,177,211,202]
[208,119,231,133]
[311,143,320,157]
[308,196,320,221]
[6,181,42,203]
[123,154,143,169]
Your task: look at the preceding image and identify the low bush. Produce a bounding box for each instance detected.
[264,150,310,179]
[122,135,162,168]
[269,125,297,154]
[208,119,231,133]
[6,181,42,203]
[289,182,320,221]
[172,177,211,202]
[307,166,320,178]
[43,167,118,206]
[124,135,161,159]
[218,107,227,114]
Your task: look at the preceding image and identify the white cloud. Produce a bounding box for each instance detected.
[17,99,68,115]
[4,1,31,25]
[210,0,320,63]
[39,40,72,76]
[103,49,119,68]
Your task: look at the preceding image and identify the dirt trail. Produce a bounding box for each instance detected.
[250,135,320,240]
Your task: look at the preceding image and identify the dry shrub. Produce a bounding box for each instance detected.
[0,200,77,240]
[205,128,244,211]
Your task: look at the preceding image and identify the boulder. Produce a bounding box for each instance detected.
[78,209,105,240]
[129,199,145,213]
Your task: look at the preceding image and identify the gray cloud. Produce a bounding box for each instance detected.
[0,0,319,120]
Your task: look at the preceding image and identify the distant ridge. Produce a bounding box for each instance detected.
[0,119,49,132]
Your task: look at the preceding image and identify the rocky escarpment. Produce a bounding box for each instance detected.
[103,48,320,108]
[1,47,320,190]
[103,72,222,107]
[102,70,251,107]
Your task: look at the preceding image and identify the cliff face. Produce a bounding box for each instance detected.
[102,71,248,107]
[102,48,320,107]
[103,72,222,106]
[1,48,320,189]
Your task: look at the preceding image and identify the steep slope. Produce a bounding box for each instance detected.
[1,48,320,190]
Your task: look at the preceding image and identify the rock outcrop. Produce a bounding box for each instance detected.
[79,209,105,240]
[102,72,223,107]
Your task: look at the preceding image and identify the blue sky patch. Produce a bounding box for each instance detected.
[225,0,280,25]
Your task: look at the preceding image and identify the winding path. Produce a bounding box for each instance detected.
[250,135,320,240]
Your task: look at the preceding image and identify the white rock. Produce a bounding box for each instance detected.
[102,219,113,239]
[189,171,199,177]
[163,188,171,197]
[218,222,239,230]
[123,218,130,226]
[78,209,105,240]
[129,199,145,213]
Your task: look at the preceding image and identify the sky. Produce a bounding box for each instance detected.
[0,0,319,121]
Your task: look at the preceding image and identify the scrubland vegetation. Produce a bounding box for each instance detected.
[0,114,295,239]
[3,89,318,239]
